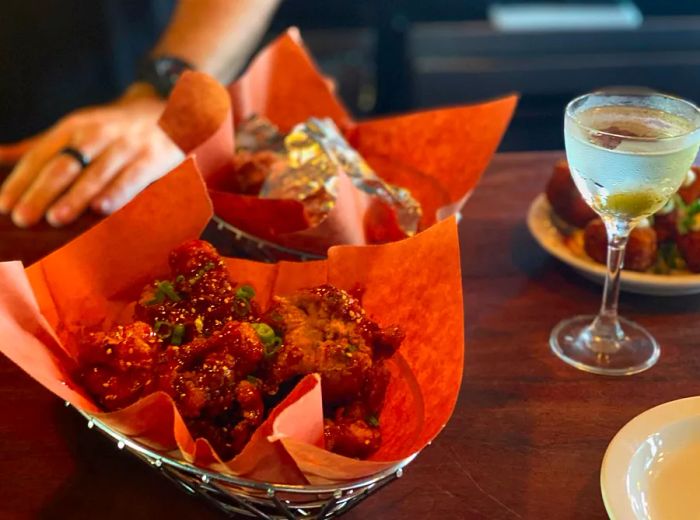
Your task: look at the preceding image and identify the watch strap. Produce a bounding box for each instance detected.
[136,55,193,99]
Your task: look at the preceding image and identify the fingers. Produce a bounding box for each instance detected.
[46,137,136,226]
[91,152,164,215]
[91,134,183,215]
[0,99,174,227]
[0,129,69,216]
[0,134,44,165]
[10,155,84,227]
[8,124,115,227]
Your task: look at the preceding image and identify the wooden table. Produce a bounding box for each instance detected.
[3,151,700,519]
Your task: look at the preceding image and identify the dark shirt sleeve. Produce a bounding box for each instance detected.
[0,0,174,141]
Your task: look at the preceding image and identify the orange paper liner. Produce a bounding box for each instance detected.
[159,27,517,254]
[0,159,464,484]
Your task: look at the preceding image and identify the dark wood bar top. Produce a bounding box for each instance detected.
[3,151,700,519]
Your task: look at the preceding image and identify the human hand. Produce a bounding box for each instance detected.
[0,85,184,227]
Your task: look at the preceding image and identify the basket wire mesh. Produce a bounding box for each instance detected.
[208,212,463,264]
[69,403,415,519]
[209,216,325,263]
[105,217,414,516]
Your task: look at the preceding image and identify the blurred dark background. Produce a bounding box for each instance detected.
[278,0,700,151]
[3,0,700,151]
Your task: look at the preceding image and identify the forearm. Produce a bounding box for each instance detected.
[152,0,281,83]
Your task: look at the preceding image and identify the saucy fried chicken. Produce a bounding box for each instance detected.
[156,321,264,419]
[262,285,403,458]
[80,240,265,458]
[78,321,161,410]
[324,401,382,459]
[80,320,265,458]
[135,240,257,340]
[78,241,402,460]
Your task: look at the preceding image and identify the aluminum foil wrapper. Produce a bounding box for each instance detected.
[258,117,422,234]
[235,115,286,153]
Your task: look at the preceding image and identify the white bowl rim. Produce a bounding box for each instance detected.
[600,395,700,520]
[527,193,700,291]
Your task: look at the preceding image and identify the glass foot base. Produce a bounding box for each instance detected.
[550,315,659,376]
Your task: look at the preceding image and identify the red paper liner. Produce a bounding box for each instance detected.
[159,27,517,254]
[0,159,464,484]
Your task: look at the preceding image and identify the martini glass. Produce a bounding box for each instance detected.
[551,92,700,375]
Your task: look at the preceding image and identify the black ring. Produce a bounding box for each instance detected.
[59,146,90,168]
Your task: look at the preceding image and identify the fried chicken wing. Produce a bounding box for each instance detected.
[135,240,257,340]
[263,285,400,402]
[80,319,265,457]
[156,321,264,419]
[186,379,265,460]
[78,240,402,461]
[261,285,403,457]
[77,322,162,411]
[324,401,382,458]
[263,295,370,402]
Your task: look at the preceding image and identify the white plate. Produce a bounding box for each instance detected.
[527,193,700,296]
[601,396,700,520]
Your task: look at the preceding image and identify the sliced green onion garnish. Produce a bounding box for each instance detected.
[145,280,181,305]
[153,320,173,339]
[170,323,186,346]
[266,336,283,356]
[233,298,251,317]
[235,284,255,301]
[188,262,216,285]
[251,323,282,357]
[367,415,380,427]
[251,323,275,342]
[158,281,181,302]
[264,338,282,358]
[145,291,165,306]
[687,199,700,215]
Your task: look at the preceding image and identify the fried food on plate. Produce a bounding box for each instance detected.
[583,219,658,272]
[545,160,597,228]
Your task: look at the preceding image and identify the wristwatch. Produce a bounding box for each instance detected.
[136,55,193,99]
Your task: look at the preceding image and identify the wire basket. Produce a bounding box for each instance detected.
[209,216,325,263]
[69,403,416,519]
[207,211,464,264]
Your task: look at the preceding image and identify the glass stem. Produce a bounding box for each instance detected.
[588,221,630,352]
